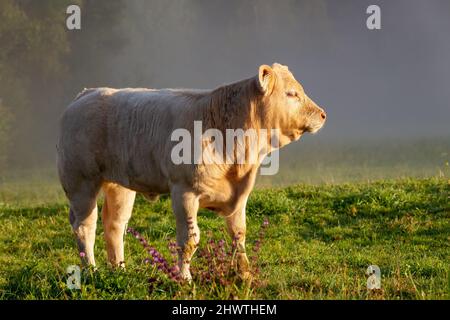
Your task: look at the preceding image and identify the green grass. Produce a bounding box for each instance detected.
[0,177,448,300]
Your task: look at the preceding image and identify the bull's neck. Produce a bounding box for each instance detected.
[199,77,275,174]
[202,76,261,131]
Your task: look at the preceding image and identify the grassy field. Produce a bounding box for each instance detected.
[0,177,448,300]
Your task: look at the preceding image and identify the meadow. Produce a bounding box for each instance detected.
[0,139,449,300]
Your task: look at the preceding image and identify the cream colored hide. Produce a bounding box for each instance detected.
[57,63,326,280]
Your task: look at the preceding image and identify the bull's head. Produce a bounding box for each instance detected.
[257,63,326,146]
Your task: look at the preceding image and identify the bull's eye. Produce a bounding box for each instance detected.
[286,90,298,98]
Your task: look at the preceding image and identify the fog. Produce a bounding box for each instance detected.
[1,0,449,174]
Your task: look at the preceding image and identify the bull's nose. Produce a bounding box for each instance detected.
[320,111,326,120]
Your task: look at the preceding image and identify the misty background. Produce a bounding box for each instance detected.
[0,0,449,187]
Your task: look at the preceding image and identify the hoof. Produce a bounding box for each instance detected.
[108,261,126,270]
[180,270,193,283]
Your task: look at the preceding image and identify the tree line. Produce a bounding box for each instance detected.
[0,0,126,171]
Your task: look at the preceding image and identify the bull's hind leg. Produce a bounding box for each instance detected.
[67,180,102,266]
[101,183,136,267]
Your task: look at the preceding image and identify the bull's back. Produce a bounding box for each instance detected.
[58,87,195,193]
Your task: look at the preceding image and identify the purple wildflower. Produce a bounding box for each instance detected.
[127,227,181,283]
[127,218,269,290]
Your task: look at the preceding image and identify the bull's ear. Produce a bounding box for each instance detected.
[258,64,275,95]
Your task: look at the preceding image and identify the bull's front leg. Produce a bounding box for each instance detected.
[171,186,200,282]
[225,203,251,280]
